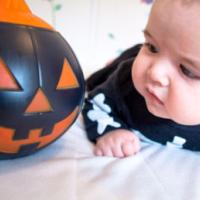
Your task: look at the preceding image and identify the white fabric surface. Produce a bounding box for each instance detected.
[0,115,200,200]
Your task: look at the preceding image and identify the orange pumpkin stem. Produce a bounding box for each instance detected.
[0,0,54,30]
[0,0,31,12]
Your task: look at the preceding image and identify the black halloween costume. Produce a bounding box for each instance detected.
[82,44,200,151]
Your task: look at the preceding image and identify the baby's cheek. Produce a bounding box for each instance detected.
[132,62,144,91]
[168,96,200,125]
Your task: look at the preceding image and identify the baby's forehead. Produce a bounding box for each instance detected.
[180,0,200,5]
[147,0,200,63]
[154,0,200,7]
[152,0,200,21]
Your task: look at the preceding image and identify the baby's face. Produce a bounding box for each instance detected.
[132,0,200,125]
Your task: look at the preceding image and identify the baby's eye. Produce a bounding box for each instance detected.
[180,64,200,79]
[144,42,158,53]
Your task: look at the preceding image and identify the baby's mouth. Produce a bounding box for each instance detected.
[146,88,164,106]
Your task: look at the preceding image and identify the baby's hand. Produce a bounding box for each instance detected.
[95,129,140,158]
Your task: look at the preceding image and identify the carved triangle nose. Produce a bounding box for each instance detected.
[24,88,53,114]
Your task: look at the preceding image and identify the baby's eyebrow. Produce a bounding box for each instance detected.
[182,57,200,70]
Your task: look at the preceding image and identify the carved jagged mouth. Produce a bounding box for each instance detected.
[0,106,79,154]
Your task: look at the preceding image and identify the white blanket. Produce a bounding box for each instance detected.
[0,115,200,200]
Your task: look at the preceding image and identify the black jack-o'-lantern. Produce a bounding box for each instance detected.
[0,0,85,159]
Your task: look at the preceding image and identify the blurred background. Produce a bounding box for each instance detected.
[27,0,153,77]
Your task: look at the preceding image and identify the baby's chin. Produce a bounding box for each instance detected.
[171,118,200,127]
[145,100,169,120]
[151,109,200,127]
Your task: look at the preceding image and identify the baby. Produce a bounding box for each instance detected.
[82,0,200,158]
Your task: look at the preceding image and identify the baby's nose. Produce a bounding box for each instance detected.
[147,63,170,87]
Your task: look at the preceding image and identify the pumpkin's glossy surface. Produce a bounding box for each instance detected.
[0,23,84,159]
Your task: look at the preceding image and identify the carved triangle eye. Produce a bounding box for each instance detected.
[0,58,21,91]
[56,58,79,90]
